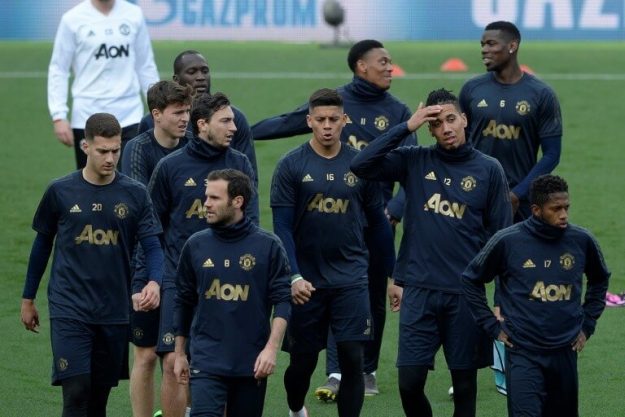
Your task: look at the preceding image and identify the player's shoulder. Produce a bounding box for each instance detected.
[116,172,149,191]
[473,149,505,169]
[566,223,599,243]
[277,143,309,165]
[231,105,249,121]
[113,0,144,16]
[461,73,492,92]
[47,171,82,190]
[126,130,154,149]
[253,224,283,243]
[520,74,559,98]
[186,228,215,245]
[490,222,524,246]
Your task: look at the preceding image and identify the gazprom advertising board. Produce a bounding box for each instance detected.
[2,0,624,40]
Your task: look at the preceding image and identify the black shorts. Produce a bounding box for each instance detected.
[190,371,267,417]
[130,307,160,347]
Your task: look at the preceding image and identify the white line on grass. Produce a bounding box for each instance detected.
[2,71,625,81]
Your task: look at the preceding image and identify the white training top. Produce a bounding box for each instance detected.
[47,0,159,128]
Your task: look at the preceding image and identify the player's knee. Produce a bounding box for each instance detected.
[336,341,364,376]
[161,352,177,373]
[398,366,428,394]
[62,374,91,412]
[133,346,158,368]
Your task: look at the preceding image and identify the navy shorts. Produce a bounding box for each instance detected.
[156,287,177,354]
[397,287,491,370]
[190,371,267,417]
[130,307,160,347]
[506,345,578,417]
[50,318,129,386]
[284,285,371,354]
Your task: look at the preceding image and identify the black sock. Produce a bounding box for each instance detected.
[87,384,112,417]
[284,352,319,412]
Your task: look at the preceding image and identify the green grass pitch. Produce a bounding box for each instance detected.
[0,40,623,416]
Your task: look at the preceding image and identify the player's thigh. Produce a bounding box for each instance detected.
[50,318,95,385]
[284,289,331,354]
[396,287,441,369]
[92,324,130,386]
[506,346,546,417]
[329,284,372,343]
[156,287,177,355]
[189,372,227,417]
[130,307,160,348]
[439,293,491,369]
[544,349,578,417]
[226,376,267,417]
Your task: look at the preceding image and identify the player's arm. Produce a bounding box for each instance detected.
[120,138,149,185]
[48,17,75,147]
[240,155,260,225]
[578,235,611,344]
[21,232,55,333]
[133,12,159,96]
[251,103,311,140]
[132,234,163,311]
[461,234,510,346]
[231,107,258,178]
[136,114,152,137]
[173,241,199,384]
[485,161,514,237]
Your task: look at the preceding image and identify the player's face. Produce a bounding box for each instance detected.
[199,106,237,149]
[83,135,121,178]
[532,192,570,229]
[428,104,467,150]
[358,48,393,90]
[203,179,239,226]
[153,102,190,139]
[307,105,346,151]
[481,30,514,72]
[174,54,210,94]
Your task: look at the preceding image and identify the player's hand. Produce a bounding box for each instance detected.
[21,299,40,333]
[254,344,278,379]
[291,278,315,305]
[132,281,160,312]
[384,208,400,226]
[510,192,520,214]
[388,280,403,312]
[53,119,74,147]
[571,330,587,353]
[173,354,190,385]
[406,102,443,132]
[498,330,513,348]
[493,306,504,322]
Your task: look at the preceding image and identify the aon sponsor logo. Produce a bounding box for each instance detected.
[307,193,349,213]
[75,225,119,245]
[424,193,466,219]
[482,120,521,140]
[205,279,249,301]
[185,199,206,219]
[95,43,130,60]
[530,281,572,302]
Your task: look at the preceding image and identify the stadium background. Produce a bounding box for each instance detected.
[1,1,624,416]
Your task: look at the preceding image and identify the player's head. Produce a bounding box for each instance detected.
[148,80,193,139]
[204,169,252,226]
[307,88,346,153]
[173,50,210,94]
[481,21,521,73]
[425,88,467,150]
[530,174,569,228]
[347,39,393,90]
[83,113,122,179]
[191,92,236,148]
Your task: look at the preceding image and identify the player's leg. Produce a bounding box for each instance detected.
[72,128,87,169]
[330,285,370,417]
[440,293,491,417]
[505,347,545,417]
[130,308,161,417]
[188,372,227,417]
[226,376,267,417]
[283,289,328,416]
[316,330,341,401]
[396,287,441,417]
[543,349,578,417]
[88,324,130,417]
[158,288,187,417]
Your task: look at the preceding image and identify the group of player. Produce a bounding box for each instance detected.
[21,1,611,416]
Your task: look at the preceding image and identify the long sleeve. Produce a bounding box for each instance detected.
[138,234,163,287]
[272,206,301,276]
[133,14,159,97]
[268,239,292,321]
[232,107,258,178]
[47,17,75,121]
[173,242,198,337]
[581,234,610,338]
[251,103,310,140]
[511,135,561,199]
[22,232,55,299]
[485,161,513,237]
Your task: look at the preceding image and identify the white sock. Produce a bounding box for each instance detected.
[289,406,307,417]
[329,372,342,381]
[184,406,191,417]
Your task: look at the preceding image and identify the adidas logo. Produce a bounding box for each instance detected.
[203,258,214,268]
[477,99,488,108]
[184,178,197,187]
[69,204,82,213]
[302,174,314,182]
[424,171,436,181]
[523,259,536,268]
[87,30,95,37]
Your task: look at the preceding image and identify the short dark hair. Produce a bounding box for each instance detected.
[173,50,204,75]
[347,39,384,72]
[530,174,568,207]
[84,113,121,141]
[207,169,252,211]
[426,88,460,110]
[485,21,521,43]
[190,92,230,135]
[308,88,343,111]
[147,80,194,112]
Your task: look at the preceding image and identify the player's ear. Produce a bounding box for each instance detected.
[232,195,244,209]
[306,114,313,129]
[530,203,541,218]
[172,74,179,82]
